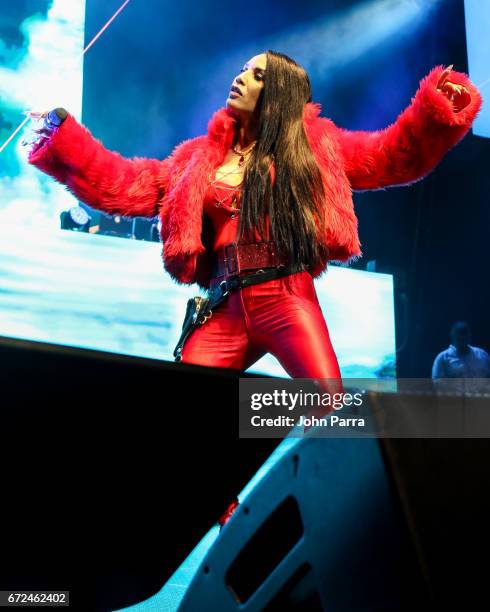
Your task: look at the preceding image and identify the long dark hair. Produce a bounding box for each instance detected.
[237,50,327,269]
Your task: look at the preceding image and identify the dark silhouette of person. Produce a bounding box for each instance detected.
[432,321,490,379]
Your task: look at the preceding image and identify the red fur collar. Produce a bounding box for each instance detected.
[206,101,324,150]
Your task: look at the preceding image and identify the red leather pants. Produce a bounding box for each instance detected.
[180,271,342,380]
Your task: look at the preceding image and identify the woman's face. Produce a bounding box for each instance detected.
[227,53,267,114]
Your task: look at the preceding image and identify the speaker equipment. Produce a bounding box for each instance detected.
[134,435,427,612]
[0,335,279,612]
[132,217,155,241]
[126,390,490,611]
[97,212,133,238]
[3,336,488,610]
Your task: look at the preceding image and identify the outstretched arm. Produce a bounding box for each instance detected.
[334,65,483,191]
[28,111,170,217]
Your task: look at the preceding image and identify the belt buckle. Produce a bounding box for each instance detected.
[224,243,238,276]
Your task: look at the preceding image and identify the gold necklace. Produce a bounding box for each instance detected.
[232,141,256,166]
[212,166,244,185]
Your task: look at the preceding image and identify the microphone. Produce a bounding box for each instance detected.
[44,108,68,130]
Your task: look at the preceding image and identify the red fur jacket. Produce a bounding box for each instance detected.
[28,65,482,289]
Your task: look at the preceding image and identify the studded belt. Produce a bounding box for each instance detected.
[210,241,290,280]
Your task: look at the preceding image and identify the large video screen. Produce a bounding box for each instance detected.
[464,0,490,138]
[0,0,85,226]
[0,1,396,378]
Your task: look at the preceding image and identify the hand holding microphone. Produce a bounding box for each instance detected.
[22,108,68,152]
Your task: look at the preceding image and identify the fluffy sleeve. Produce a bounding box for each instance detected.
[334,65,483,191]
[28,113,172,217]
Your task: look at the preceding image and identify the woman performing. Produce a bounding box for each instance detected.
[27,51,482,380]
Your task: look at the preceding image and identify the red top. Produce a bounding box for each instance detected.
[203,177,272,251]
[203,180,242,251]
